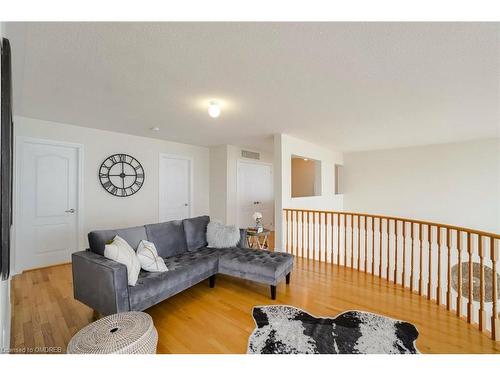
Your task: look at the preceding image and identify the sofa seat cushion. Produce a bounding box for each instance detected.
[183,215,210,251]
[88,225,147,256]
[145,220,188,258]
[128,247,219,311]
[218,248,294,285]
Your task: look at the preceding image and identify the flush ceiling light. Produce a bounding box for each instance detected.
[150,126,160,131]
[208,101,221,118]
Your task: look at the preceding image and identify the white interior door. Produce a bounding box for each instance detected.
[159,154,191,222]
[16,139,81,271]
[238,161,274,229]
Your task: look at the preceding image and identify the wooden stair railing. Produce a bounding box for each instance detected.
[283,208,500,341]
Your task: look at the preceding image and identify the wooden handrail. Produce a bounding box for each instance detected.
[283,208,500,239]
[282,208,500,342]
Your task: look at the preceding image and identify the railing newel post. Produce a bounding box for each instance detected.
[386,219,390,281]
[427,225,433,301]
[364,216,368,273]
[478,235,486,331]
[436,226,442,306]
[357,215,361,270]
[402,221,406,288]
[446,228,452,311]
[371,217,375,275]
[344,214,347,267]
[394,220,399,285]
[350,214,354,269]
[319,212,322,263]
[457,230,462,318]
[330,212,334,265]
[285,209,289,254]
[491,238,499,341]
[419,223,423,296]
[466,232,474,323]
[379,217,383,277]
[312,211,316,262]
[410,222,415,292]
[337,213,340,266]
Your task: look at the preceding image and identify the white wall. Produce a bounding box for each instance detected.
[226,145,274,226]
[341,139,499,330]
[274,134,344,250]
[14,116,210,271]
[209,144,274,226]
[209,145,228,223]
[342,138,500,233]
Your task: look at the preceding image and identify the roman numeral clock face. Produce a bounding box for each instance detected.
[99,154,145,197]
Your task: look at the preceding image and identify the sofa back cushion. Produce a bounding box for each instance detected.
[88,225,147,256]
[145,220,188,258]
[183,215,210,251]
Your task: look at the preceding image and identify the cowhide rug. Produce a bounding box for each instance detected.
[247,305,419,354]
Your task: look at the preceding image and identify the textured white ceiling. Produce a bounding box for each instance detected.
[6,22,499,152]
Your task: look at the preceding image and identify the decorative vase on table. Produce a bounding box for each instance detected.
[253,212,263,233]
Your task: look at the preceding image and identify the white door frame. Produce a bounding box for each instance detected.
[158,153,193,222]
[13,136,84,274]
[236,159,274,228]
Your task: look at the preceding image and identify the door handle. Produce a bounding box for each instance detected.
[65,208,76,213]
[184,204,188,207]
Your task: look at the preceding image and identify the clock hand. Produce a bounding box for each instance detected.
[121,163,125,190]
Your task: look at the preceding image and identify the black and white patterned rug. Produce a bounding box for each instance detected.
[248,305,419,354]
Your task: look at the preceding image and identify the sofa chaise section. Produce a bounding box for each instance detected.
[218,247,293,299]
[72,216,294,316]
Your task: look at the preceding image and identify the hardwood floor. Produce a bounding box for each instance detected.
[10,262,92,353]
[10,254,500,354]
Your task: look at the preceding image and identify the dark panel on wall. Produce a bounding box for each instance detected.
[1,38,13,280]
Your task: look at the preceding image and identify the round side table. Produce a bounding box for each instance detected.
[67,311,158,354]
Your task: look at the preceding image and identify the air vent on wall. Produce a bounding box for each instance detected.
[241,150,260,160]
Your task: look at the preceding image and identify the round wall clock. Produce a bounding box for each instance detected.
[99,154,145,197]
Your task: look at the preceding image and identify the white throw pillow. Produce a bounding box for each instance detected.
[136,240,168,273]
[104,235,141,286]
[207,220,241,248]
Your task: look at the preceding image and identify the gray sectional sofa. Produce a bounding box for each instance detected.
[72,216,294,316]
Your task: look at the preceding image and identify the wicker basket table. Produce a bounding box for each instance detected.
[67,311,158,354]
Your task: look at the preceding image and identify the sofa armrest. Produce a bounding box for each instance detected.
[237,228,248,249]
[72,250,130,316]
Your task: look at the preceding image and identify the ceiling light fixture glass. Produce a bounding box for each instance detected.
[208,101,221,118]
